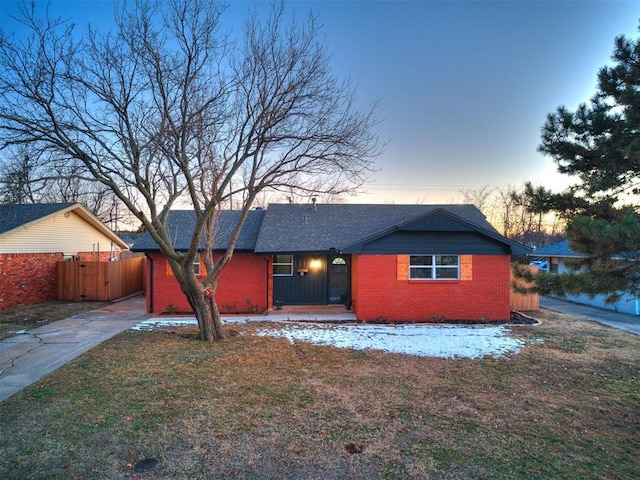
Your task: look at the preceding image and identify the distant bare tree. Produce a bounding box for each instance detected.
[0,0,380,341]
[458,183,565,248]
[459,185,495,213]
[0,149,41,203]
[498,183,564,247]
[459,185,499,229]
[0,147,127,226]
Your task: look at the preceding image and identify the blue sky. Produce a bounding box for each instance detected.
[1,0,638,203]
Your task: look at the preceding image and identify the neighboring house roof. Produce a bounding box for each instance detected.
[531,240,583,258]
[0,202,74,235]
[131,209,266,252]
[0,202,129,250]
[132,203,529,255]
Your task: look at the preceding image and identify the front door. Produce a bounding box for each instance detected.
[273,255,327,305]
[328,255,350,305]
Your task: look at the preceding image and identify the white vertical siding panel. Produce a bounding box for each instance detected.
[0,211,121,255]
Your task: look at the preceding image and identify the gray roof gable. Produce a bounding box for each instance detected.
[0,203,76,235]
[132,209,266,252]
[254,203,528,254]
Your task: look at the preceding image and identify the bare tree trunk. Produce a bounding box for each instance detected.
[183,282,228,342]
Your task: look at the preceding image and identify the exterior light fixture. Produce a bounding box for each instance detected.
[309,259,322,270]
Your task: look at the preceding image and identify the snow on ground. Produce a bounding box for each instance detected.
[132,316,252,331]
[255,324,527,359]
[132,317,531,359]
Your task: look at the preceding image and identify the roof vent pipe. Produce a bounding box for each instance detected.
[311,197,317,210]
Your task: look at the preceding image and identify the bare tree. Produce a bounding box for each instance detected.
[459,185,495,213]
[459,185,499,228]
[457,183,565,247]
[0,149,41,203]
[495,184,520,237]
[0,146,127,225]
[0,0,379,341]
[494,184,565,247]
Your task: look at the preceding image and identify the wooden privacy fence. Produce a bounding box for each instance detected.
[58,257,145,301]
[510,264,539,311]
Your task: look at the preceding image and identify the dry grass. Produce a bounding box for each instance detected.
[0,309,638,479]
[0,300,109,340]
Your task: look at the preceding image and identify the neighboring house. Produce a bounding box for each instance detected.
[133,203,529,322]
[532,240,640,316]
[0,203,129,310]
[530,240,580,274]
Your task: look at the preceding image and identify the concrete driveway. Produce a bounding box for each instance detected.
[0,295,149,403]
[540,296,640,335]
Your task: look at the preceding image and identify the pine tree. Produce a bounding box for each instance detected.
[536,25,640,300]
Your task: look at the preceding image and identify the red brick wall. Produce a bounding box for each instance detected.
[145,252,268,314]
[352,254,512,322]
[0,253,63,310]
[76,251,121,262]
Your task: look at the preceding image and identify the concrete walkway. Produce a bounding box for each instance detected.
[0,295,149,403]
[540,296,640,335]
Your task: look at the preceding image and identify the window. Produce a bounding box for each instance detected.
[166,254,205,277]
[331,256,347,273]
[273,254,293,276]
[409,255,459,280]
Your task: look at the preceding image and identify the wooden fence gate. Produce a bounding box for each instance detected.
[58,257,145,301]
[510,264,539,311]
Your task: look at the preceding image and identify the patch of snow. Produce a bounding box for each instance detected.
[131,315,256,331]
[256,324,528,359]
[131,318,196,331]
[131,317,533,359]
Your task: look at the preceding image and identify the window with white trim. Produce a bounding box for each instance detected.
[166,254,206,277]
[273,254,293,276]
[192,256,201,276]
[409,255,459,280]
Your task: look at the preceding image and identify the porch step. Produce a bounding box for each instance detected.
[266,305,357,323]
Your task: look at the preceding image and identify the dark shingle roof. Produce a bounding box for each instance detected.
[131,209,266,252]
[0,203,76,235]
[532,240,582,258]
[253,203,525,253]
[131,204,529,255]
[116,231,144,247]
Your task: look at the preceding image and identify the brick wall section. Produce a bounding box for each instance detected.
[353,254,512,322]
[76,251,120,262]
[146,252,268,314]
[0,253,63,310]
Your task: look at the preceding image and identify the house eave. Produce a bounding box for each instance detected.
[0,202,129,250]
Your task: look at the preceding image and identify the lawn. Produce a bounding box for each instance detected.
[0,309,638,479]
[0,300,108,340]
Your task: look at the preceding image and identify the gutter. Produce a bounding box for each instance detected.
[146,253,154,313]
[264,255,270,311]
